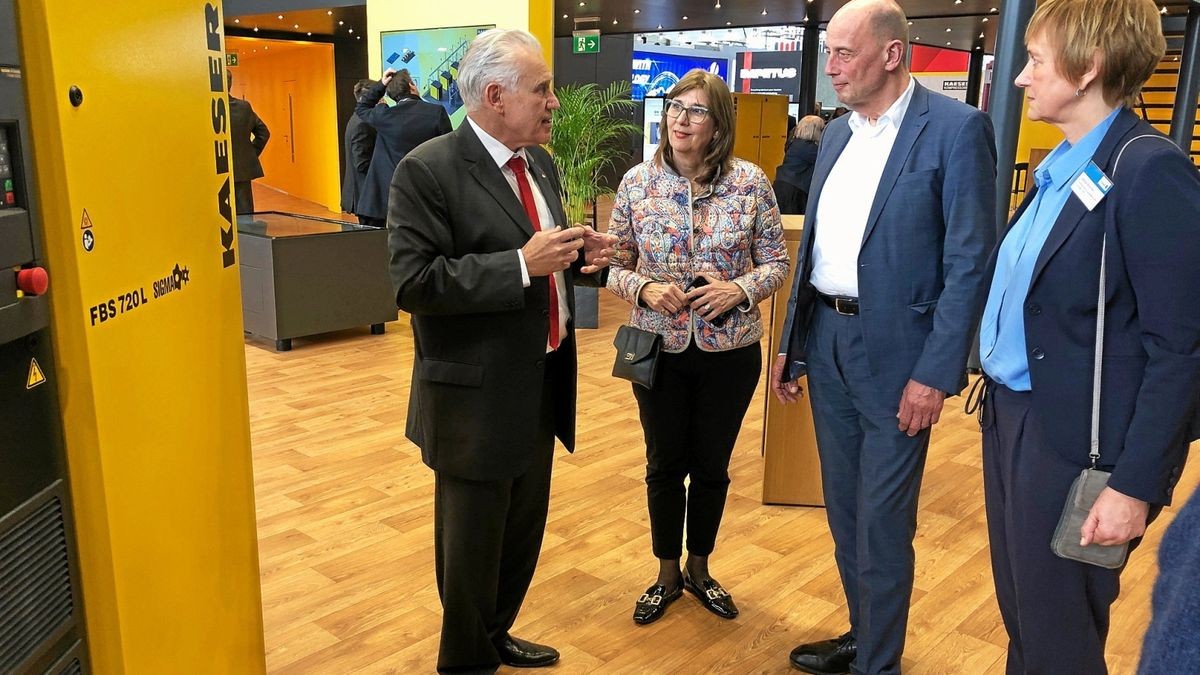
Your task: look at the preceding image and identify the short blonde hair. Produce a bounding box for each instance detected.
[655,69,734,184]
[1026,0,1165,108]
[794,115,826,142]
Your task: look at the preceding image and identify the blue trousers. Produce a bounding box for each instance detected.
[806,304,931,675]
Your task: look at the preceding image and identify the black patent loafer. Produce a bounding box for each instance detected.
[683,575,739,619]
[498,635,560,668]
[633,581,684,624]
[789,631,856,674]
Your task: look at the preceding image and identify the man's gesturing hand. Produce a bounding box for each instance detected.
[522,226,584,277]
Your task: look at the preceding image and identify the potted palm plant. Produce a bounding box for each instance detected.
[546,81,641,327]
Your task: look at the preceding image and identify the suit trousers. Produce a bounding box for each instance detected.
[633,341,761,560]
[234,180,255,215]
[432,349,561,674]
[806,304,931,675]
[982,381,1151,675]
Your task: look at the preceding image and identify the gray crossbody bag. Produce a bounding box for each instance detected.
[1049,135,1174,568]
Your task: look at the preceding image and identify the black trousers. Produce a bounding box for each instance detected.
[433,351,560,674]
[633,342,761,560]
[234,180,254,214]
[982,381,1154,675]
[806,304,931,675]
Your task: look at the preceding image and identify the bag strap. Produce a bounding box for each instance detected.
[1090,132,1177,467]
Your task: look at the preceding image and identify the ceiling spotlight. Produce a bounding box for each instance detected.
[979,32,984,38]
[726,21,732,25]
[348,28,353,33]
[946,27,952,32]
[975,45,982,50]
[307,32,312,36]
[327,10,332,15]
[982,17,989,22]
[914,36,921,40]
[657,24,663,29]
[233,18,240,23]
[946,41,952,45]
[277,14,283,19]
[635,8,640,13]
[1161,6,1168,13]
[264,46,269,50]
[253,26,259,32]
[357,36,360,40]
[293,24,299,28]
[907,21,913,25]
[562,13,568,18]
[715,0,721,7]
[253,49,257,53]
[990,7,998,11]
[683,15,688,19]
[613,18,618,24]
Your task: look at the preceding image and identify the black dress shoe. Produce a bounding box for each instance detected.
[789,631,856,674]
[497,635,560,668]
[633,581,684,624]
[682,575,739,619]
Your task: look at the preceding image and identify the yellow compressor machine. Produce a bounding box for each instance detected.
[4,0,266,672]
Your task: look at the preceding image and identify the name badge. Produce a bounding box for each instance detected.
[1070,161,1113,211]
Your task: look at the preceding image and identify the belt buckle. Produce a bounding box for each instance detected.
[834,297,854,315]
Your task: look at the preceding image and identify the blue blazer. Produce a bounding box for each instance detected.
[781,83,997,395]
[992,108,1200,505]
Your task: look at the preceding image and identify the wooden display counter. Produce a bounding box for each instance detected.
[761,215,824,506]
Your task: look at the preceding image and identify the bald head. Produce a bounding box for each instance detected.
[832,0,910,49]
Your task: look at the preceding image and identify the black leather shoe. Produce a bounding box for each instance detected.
[633,581,684,624]
[683,575,739,619]
[789,632,856,674]
[497,635,560,668]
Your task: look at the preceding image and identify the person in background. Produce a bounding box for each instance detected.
[356,68,451,228]
[607,68,790,627]
[386,29,618,673]
[772,0,996,672]
[975,0,1200,672]
[1138,484,1200,674]
[227,70,270,215]
[773,115,826,215]
[341,78,377,224]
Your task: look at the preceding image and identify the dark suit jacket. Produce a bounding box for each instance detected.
[774,139,818,215]
[340,113,376,214]
[781,83,997,396]
[229,96,269,182]
[388,121,601,481]
[356,82,452,220]
[993,109,1200,505]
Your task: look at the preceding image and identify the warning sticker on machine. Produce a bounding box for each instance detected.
[87,263,192,327]
[27,358,46,389]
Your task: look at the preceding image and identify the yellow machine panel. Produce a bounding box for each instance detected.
[16,0,265,671]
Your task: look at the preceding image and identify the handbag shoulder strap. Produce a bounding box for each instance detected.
[1090,132,1178,467]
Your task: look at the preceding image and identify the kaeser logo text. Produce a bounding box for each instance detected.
[205,3,237,268]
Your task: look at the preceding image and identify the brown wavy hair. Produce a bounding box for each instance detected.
[654,69,735,185]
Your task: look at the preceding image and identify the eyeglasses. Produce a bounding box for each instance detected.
[665,100,710,124]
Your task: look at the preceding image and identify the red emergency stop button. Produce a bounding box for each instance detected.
[17,267,49,296]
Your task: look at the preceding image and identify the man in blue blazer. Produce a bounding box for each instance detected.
[771,1,996,673]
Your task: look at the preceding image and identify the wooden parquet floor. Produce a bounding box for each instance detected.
[244,185,1198,674]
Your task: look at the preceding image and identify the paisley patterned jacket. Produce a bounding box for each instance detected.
[607,158,790,353]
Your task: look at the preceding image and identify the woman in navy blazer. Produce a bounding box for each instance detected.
[977,1,1200,672]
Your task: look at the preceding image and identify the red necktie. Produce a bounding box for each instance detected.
[506,155,561,350]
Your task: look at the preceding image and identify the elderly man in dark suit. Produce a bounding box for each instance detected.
[340,78,376,223]
[771,1,996,673]
[387,28,618,674]
[227,71,269,215]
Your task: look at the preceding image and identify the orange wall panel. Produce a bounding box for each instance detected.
[227,38,341,211]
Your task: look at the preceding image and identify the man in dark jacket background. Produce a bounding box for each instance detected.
[227,71,270,215]
[340,78,376,223]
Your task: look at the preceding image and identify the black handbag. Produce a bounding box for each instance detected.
[612,325,662,389]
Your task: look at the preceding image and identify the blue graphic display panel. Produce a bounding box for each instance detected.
[631,50,729,101]
[379,25,493,127]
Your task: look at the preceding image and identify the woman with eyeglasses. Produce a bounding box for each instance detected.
[607,69,789,625]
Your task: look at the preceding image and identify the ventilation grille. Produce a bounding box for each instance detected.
[0,497,74,671]
[57,657,82,675]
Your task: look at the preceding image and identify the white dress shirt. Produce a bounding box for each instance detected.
[467,117,570,345]
[810,77,916,297]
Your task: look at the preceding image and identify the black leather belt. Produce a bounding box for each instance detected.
[817,292,859,316]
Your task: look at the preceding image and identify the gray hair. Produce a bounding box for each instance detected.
[794,115,826,142]
[457,28,543,110]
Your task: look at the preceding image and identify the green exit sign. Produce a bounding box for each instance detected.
[226,52,239,67]
[572,31,600,54]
